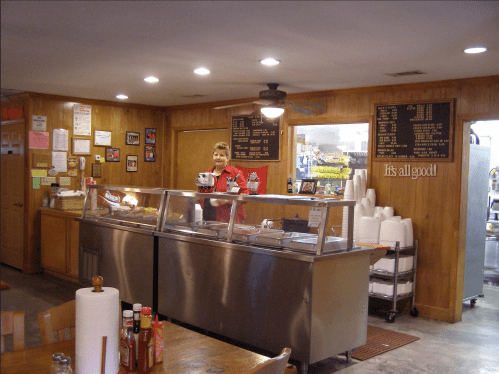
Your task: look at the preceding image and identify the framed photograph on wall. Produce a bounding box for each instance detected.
[145,128,156,144]
[144,145,155,162]
[299,179,318,194]
[126,131,140,145]
[105,148,120,162]
[126,155,138,172]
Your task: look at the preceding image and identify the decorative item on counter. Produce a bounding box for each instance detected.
[152,315,164,364]
[50,352,64,374]
[49,183,60,208]
[59,355,73,374]
[195,172,215,193]
[75,276,119,374]
[226,174,241,194]
[247,172,260,194]
[287,174,293,193]
[120,310,136,371]
[138,307,154,374]
[43,192,49,207]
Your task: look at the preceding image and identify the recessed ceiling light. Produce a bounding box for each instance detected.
[463,47,487,54]
[194,67,210,75]
[260,58,280,66]
[144,76,159,83]
[116,94,128,100]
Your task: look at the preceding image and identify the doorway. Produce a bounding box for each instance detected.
[1,119,25,270]
[175,129,229,191]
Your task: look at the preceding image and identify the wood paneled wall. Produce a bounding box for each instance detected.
[4,93,166,274]
[165,76,499,322]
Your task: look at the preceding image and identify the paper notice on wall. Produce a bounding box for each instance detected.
[53,129,68,151]
[73,104,92,136]
[52,151,67,173]
[32,115,47,131]
[29,131,49,149]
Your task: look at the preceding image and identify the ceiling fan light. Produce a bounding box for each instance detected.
[261,107,284,118]
[463,47,487,54]
[260,58,280,66]
[194,67,210,75]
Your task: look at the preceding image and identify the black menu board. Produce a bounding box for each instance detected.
[231,115,280,161]
[375,101,453,160]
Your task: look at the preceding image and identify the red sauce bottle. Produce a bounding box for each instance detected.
[138,307,153,374]
[120,310,135,371]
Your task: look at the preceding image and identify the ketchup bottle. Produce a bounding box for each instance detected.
[138,307,153,374]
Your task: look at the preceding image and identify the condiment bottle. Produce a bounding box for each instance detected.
[138,307,153,374]
[59,355,73,374]
[133,303,142,362]
[50,352,64,374]
[120,310,136,371]
[152,315,164,364]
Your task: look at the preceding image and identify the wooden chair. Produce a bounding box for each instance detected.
[37,300,76,345]
[1,311,25,354]
[243,348,292,374]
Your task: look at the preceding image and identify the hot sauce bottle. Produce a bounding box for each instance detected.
[152,315,164,364]
[120,310,136,371]
[138,307,153,374]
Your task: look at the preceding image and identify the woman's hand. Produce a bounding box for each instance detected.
[211,199,230,207]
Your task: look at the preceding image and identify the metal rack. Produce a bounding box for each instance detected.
[369,239,419,323]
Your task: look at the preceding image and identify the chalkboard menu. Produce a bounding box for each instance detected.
[231,115,280,161]
[375,101,453,160]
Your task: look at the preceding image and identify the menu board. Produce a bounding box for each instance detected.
[231,115,280,161]
[375,101,453,160]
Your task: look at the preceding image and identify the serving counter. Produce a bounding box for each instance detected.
[77,187,373,371]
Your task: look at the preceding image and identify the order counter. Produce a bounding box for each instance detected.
[77,186,373,370]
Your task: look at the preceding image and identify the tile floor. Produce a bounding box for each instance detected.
[1,264,498,374]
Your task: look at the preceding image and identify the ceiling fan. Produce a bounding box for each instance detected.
[214,83,326,118]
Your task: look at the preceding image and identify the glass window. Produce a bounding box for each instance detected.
[293,123,369,190]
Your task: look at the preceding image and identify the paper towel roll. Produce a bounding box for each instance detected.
[76,286,120,374]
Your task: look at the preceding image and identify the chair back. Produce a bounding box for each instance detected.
[244,347,292,374]
[1,311,25,354]
[37,300,76,345]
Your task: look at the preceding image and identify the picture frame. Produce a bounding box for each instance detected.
[91,163,102,178]
[126,131,140,145]
[72,137,91,155]
[105,148,120,162]
[144,145,155,162]
[126,155,138,172]
[94,130,111,146]
[299,179,318,194]
[145,128,156,144]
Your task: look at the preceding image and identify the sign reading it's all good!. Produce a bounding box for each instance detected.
[384,164,437,180]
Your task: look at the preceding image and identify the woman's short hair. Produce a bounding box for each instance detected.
[213,142,230,157]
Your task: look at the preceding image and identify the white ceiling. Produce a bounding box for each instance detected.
[2,1,499,107]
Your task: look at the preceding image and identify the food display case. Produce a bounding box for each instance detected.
[156,191,373,370]
[77,185,166,307]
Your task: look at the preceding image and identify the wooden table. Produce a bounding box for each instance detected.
[1,321,269,374]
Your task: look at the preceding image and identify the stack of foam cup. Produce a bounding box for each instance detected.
[342,180,355,240]
[366,188,376,207]
[402,218,414,247]
[379,220,406,248]
[353,203,365,242]
[353,174,362,203]
[359,216,382,244]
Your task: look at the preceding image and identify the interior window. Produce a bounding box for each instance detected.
[293,123,369,190]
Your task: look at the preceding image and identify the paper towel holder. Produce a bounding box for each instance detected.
[92,275,104,292]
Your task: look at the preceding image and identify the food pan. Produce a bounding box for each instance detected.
[232,228,284,243]
[289,236,348,253]
[255,232,316,248]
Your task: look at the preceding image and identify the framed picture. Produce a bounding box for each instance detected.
[91,163,102,178]
[72,137,91,155]
[299,179,318,194]
[144,145,155,162]
[126,131,140,145]
[126,155,138,172]
[105,148,120,162]
[145,128,156,144]
[94,130,111,146]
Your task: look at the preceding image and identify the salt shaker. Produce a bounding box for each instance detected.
[50,352,64,374]
[59,355,73,374]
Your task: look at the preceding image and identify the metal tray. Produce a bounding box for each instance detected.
[232,228,284,243]
[255,232,316,248]
[197,222,230,238]
[289,236,348,253]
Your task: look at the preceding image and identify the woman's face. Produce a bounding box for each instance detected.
[213,149,229,169]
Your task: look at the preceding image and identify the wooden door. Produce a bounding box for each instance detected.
[175,129,229,190]
[1,120,25,270]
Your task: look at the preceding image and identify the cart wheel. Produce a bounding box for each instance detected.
[385,313,396,323]
[470,298,477,308]
[410,306,419,317]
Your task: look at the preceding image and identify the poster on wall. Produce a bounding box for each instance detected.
[29,131,49,149]
[52,129,68,151]
[32,115,47,131]
[73,104,92,136]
